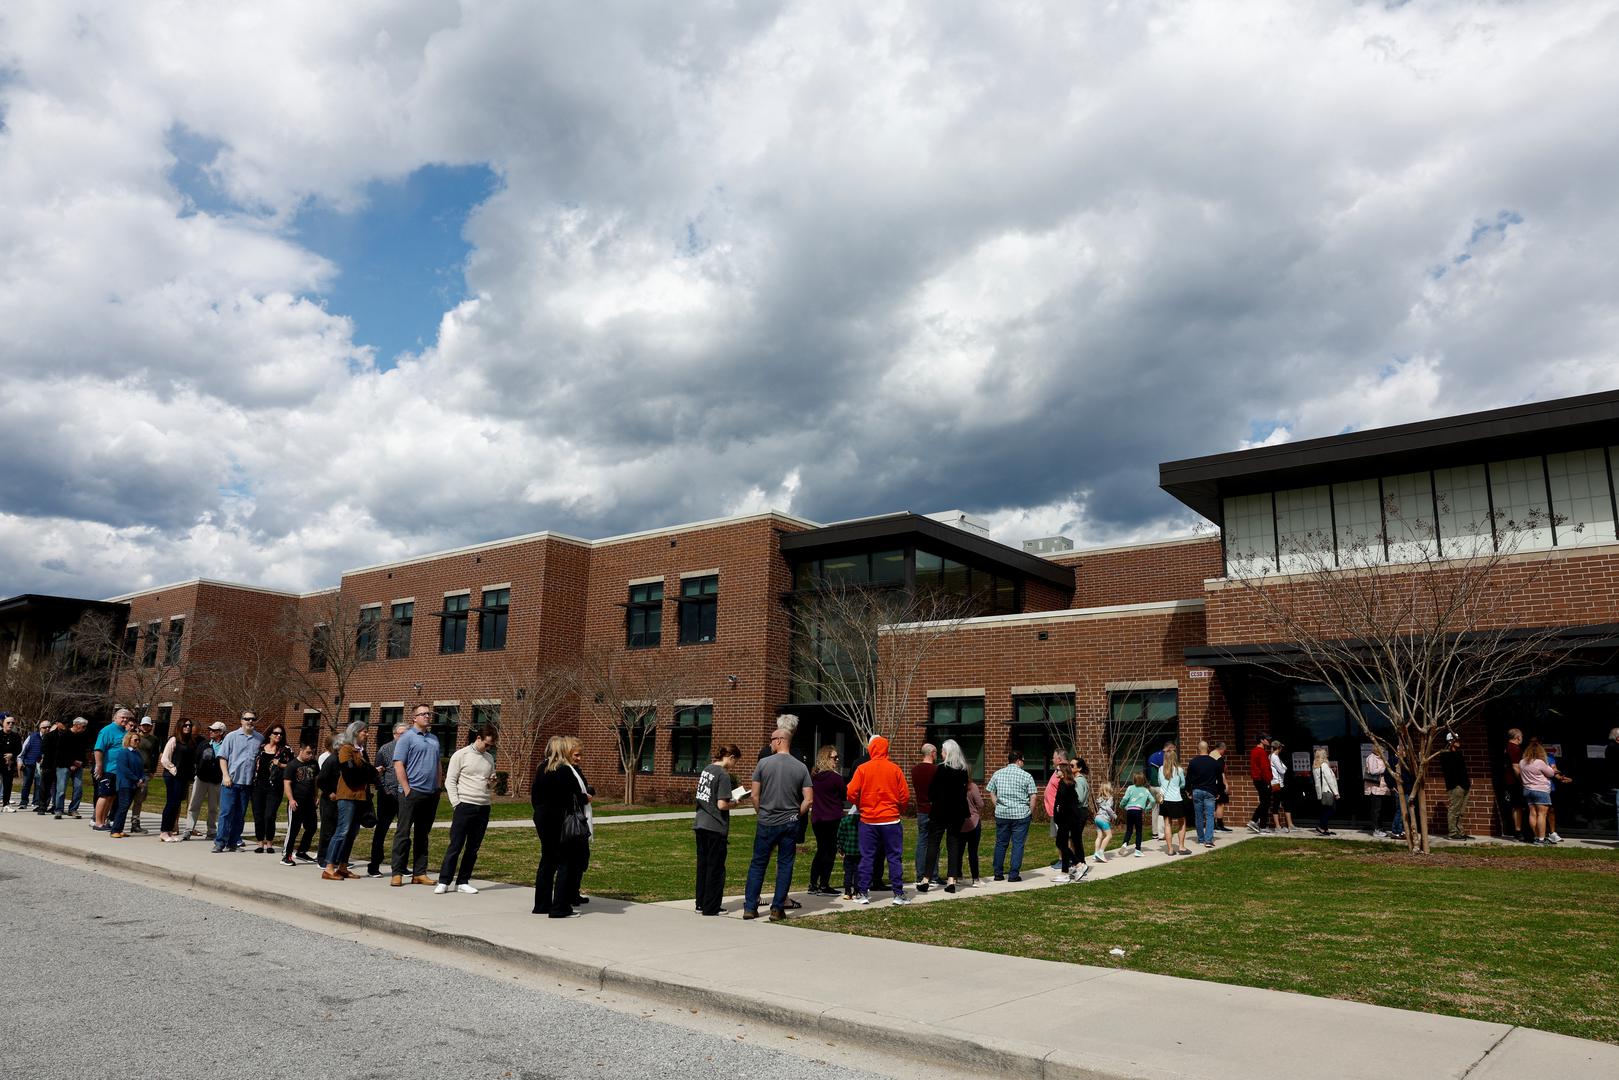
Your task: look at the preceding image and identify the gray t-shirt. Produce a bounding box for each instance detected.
[751,753,812,828]
[693,763,733,835]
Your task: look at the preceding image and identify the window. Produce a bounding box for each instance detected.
[356,606,380,661]
[142,621,160,667]
[432,705,460,762]
[1011,694,1074,783]
[154,704,173,745]
[914,549,944,586]
[122,625,139,659]
[926,697,985,781]
[671,705,712,775]
[1275,485,1334,574]
[440,594,469,654]
[1434,464,1492,557]
[300,711,321,749]
[1222,493,1276,575]
[1548,449,1617,545]
[472,702,500,736]
[626,582,663,649]
[1105,690,1178,788]
[678,576,718,645]
[1332,479,1385,567]
[618,707,656,774]
[1489,456,1553,551]
[1383,471,1435,563]
[477,588,509,651]
[164,619,185,664]
[377,706,403,746]
[309,624,330,672]
[348,705,370,735]
[388,602,413,659]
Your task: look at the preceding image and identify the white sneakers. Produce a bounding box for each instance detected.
[1133,849,1144,858]
[433,883,450,894]
[890,895,911,906]
[457,883,478,894]
[852,893,871,905]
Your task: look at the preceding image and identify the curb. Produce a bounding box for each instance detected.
[0,831,1170,1080]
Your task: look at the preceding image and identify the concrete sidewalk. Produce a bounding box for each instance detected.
[3,815,1613,1080]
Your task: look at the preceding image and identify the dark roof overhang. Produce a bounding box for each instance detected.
[1184,622,1619,669]
[779,512,1074,590]
[0,594,131,623]
[1158,389,1619,525]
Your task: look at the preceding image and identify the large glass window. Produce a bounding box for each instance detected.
[1105,689,1178,787]
[1490,456,1553,551]
[142,621,160,667]
[1332,479,1385,567]
[671,705,712,775]
[300,711,321,749]
[164,619,185,664]
[678,576,718,645]
[926,697,985,780]
[1275,485,1334,573]
[440,594,469,654]
[618,707,656,774]
[388,602,412,659]
[1383,471,1436,563]
[356,606,380,661]
[309,625,329,672]
[914,550,944,586]
[822,553,870,585]
[871,549,906,585]
[376,706,403,746]
[122,625,139,660]
[1547,449,1617,545]
[348,705,370,734]
[626,582,663,649]
[1222,493,1276,574]
[478,588,509,651]
[1011,694,1074,783]
[431,705,460,762]
[1434,464,1492,557]
[472,702,500,736]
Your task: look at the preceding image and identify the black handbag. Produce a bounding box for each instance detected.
[561,806,590,842]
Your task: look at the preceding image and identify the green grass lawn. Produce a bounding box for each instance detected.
[469,817,822,903]
[807,839,1619,1044]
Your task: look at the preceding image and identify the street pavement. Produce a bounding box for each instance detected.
[0,848,900,1080]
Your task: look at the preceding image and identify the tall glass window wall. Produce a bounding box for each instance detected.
[1221,445,1619,576]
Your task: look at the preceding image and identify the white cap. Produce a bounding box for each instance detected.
[139,716,154,726]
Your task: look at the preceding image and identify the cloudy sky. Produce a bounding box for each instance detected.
[3,1,1617,599]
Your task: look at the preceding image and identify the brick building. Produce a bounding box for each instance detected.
[56,390,1619,836]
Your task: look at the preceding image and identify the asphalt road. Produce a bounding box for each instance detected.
[0,849,891,1080]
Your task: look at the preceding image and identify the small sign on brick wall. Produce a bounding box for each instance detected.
[1189,668,1211,679]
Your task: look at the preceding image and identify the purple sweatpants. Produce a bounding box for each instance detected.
[856,820,904,896]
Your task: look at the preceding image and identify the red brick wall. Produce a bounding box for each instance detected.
[1050,536,1222,609]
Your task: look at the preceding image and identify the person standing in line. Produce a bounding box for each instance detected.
[91,709,134,828]
[127,716,159,832]
[280,742,320,865]
[18,719,46,811]
[1158,749,1190,855]
[924,739,972,892]
[37,718,69,817]
[1500,728,1528,842]
[0,714,21,811]
[315,735,341,861]
[985,748,1038,882]
[1311,748,1340,836]
[1519,738,1557,845]
[1051,760,1089,881]
[62,717,91,818]
[693,743,742,915]
[807,746,846,897]
[1185,742,1222,849]
[184,722,225,840]
[250,724,291,852]
[436,726,499,894]
[108,731,145,837]
[1043,748,1071,871]
[911,743,938,889]
[1147,743,1174,841]
[390,705,443,887]
[531,735,590,919]
[1268,740,1292,832]
[157,720,195,841]
[844,734,911,905]
[321,724,373,879]
[962,776,986,886]
[366,722,408,877]
[1440,732,1473,841]
[1211,740,1233,832]
[1246,732,1272,834]
[1363,746,1390,837]
[744,726,815,921]
[1120,771,1154,856]
[215,712,264,852]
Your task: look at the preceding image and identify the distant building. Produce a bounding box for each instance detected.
[1022,535,1074,555]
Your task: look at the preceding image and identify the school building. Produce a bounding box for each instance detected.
[14,389,1619,837]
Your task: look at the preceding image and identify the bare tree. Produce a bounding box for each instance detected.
[281,592,381,742]
[488,658,575,795]
[786,583,976,748]
[1221,499,1580,853]
[190,626,297,728]
[0,613,114,725]
[573,648,692,804]
[77,611,215,724]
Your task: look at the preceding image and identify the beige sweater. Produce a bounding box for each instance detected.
[446,744,496,806]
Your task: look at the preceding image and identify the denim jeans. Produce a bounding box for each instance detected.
[111,784,136,833]
[217,783,250,849]
[324,798,357,867]
[53,767,73,813]
[65,767,83,814]
[19,763,38,807]
[743,820,799,913]
[992,815,1031,876]
[1192,789,1217,844]
[913,811,932,880]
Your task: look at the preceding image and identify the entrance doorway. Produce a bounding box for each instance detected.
[1485,672,1619,838]
[780,706,857,778]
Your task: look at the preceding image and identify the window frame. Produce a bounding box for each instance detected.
[625,582,664,650]
[164,619,185,664]
[440,594,470,655]
[477,588,509,652]
[677,576,718,646]
[925,696,986,781]
[142,621,160,668]
[356,605,380,661]
[387,602,413,660]
[670,704,713,776]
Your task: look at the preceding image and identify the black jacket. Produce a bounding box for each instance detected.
[928,765,970,831]
[530,765,588,841]
[1440,747,1470,791]
[0,730,21,767]
[42,727,74,770]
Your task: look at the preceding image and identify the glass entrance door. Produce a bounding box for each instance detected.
[1485,672,1619,838]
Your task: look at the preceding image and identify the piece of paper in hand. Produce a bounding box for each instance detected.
[731,786,750,800]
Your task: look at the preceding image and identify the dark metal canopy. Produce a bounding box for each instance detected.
[1159,389,1619,525]
[779,512,1074,590]
[0,593,130,623]
[1184,622,1619,669]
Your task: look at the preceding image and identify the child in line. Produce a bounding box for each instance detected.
[1121,771,1155,857]
[1052,761,1090,881]
[109,732,145,839]
[1092,782,1116,862]
[837,806,863,899]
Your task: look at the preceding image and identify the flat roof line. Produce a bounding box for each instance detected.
[105,578,305,603]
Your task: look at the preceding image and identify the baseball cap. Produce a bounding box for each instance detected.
[1444,732,1459,743]
[209,721,226,731]
[139,716,154,726]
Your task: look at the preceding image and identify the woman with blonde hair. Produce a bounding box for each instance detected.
[1158,748,1190,855]
[808,745,846,896]
[1518,738,1557,845]
[531,735,592,917]
[1311,747,1340,836]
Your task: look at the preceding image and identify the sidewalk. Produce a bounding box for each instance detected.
[3,814,1614,1080]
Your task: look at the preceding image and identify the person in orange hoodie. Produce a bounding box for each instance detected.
[845,735,911,905]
